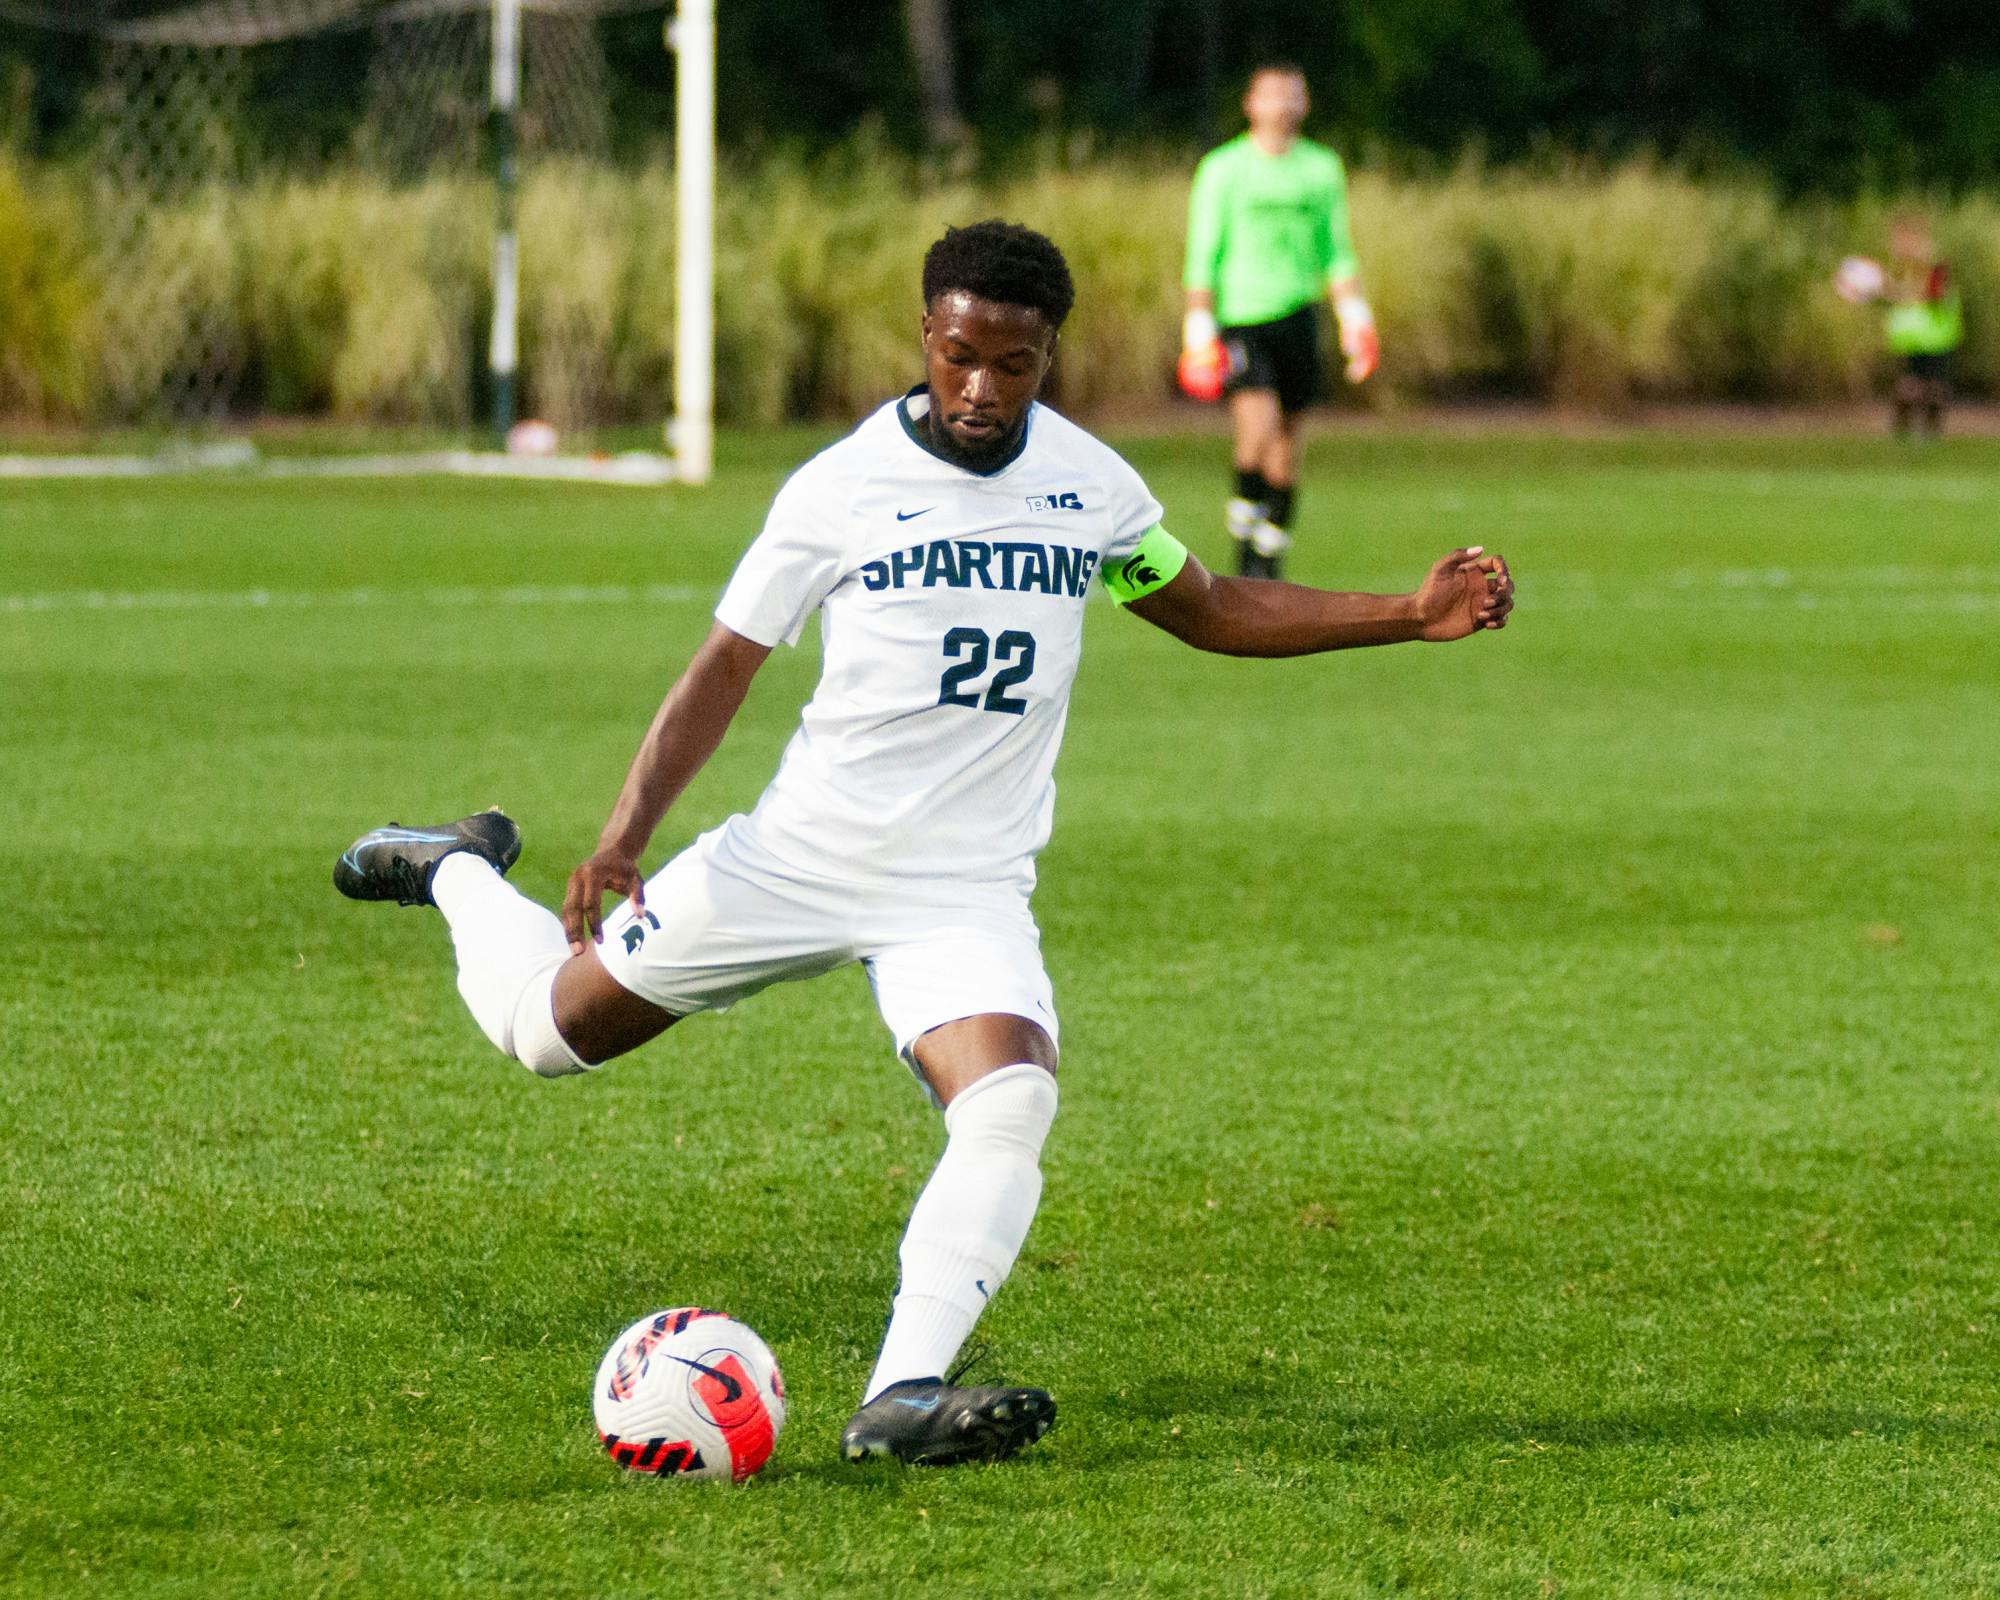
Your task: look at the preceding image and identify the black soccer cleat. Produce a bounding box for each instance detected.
[333,809,522,907]
[841,1377,1056,1467]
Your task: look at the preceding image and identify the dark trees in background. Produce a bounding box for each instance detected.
[0,0,1996,193]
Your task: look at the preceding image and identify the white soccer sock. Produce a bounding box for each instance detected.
[864,1062,1059,1401]
[430,852,585,1077]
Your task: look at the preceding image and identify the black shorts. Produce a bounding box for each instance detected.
[1901,351,1953,385]
[1221,305,1323,414]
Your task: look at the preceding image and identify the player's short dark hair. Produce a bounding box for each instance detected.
[921,220,1075,332]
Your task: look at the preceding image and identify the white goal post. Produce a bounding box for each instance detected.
[668,0,714,486]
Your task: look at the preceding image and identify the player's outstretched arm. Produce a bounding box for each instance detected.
[561,622,772,951]
[1127,546,1512,658]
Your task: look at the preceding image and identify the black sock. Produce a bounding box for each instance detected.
[1265,484,1295,528]
[1233,468,1270,506]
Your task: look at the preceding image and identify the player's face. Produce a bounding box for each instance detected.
[920,292,1057,468]
[1244,70,1308,139]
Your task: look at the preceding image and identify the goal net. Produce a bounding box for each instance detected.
[1,0,706,476]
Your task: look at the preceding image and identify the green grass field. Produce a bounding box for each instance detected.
[4,425,1999,1597]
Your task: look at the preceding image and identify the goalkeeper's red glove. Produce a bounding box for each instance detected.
[1336,294,1379,384]
[1177,308,1226,402]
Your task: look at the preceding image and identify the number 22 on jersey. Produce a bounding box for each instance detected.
[936,627,1038,716]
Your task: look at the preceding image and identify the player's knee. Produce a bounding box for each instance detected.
[548,950,679,1066]
[511,960,589,1078]
[944,1061,1060,1151]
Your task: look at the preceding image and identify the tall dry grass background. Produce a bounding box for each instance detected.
[0,145,1992,428]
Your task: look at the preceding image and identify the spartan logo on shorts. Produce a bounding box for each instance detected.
[621,909,662,952]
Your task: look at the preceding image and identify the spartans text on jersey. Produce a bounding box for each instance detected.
[859,538,1100,597]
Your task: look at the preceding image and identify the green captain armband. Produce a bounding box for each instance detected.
[1101,525,1189,606]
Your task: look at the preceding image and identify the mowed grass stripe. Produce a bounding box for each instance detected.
[2,428,1997,1597]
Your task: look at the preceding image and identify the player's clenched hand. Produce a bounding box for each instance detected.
[1414,546,1514,641]
[561,847,647,953]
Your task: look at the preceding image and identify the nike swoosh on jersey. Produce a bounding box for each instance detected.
[895,506,937,521]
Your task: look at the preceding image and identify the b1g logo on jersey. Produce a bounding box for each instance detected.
[1025,491,1084,513]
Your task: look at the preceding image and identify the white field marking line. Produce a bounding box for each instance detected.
[1533,590,2000,614]
[1426,475,1998,512]
[1533,565,2000,594]
[1654,470,1998,505]
[0,582,711,615]
[0,450,678,486]
[1467,564,2000,615]
[262,451,677,486]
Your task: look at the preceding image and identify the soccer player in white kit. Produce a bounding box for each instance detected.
[335,221,1514,1468]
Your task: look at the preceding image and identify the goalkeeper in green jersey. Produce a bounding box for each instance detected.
[1181,62,1376,580]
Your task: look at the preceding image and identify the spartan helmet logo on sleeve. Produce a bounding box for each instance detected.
[1119,552,1161,590]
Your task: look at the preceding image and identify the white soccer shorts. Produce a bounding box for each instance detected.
[591,817,1058,1085]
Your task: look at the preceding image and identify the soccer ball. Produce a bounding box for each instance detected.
[1833,255,1886,305]
[592,1307,786,1481]
[505,418,559,457]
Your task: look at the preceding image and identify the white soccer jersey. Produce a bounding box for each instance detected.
[713,388,1164,895]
